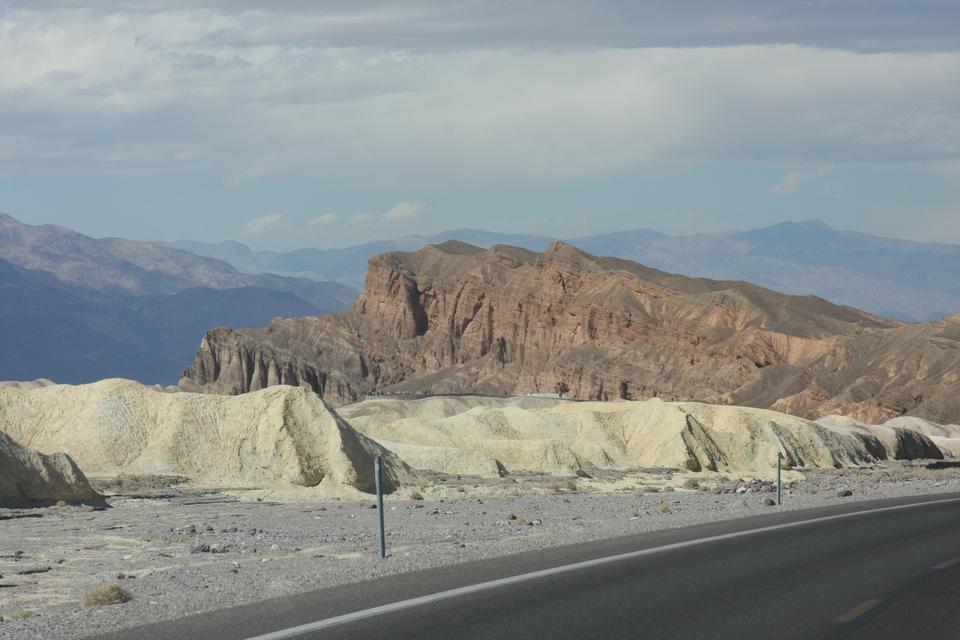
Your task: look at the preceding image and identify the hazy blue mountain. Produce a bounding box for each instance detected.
[0,257,322,384]
[162,220,960,322]
[159,229,555,289]
[0,213,356,311]
[568,221,960,321]
[0,212,358,384]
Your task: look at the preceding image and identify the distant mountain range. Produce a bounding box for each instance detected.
[0,213,356,384]
[4,210,960,386]
[161,221,960,322]
[158,229,555,292]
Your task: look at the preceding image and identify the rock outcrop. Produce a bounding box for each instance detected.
[0,430,99,505]
[339,396,946,479]
[0,379,417,495]
[181,241,960,423]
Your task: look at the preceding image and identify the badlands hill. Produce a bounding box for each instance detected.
[182,241,960,423]
[0,380,416,496]
[0,430,99,505]
[339,396,945,480]
[0,381,949,502]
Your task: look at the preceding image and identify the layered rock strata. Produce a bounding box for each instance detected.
[182,241,960,423]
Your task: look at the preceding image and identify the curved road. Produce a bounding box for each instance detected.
[99,494,960,640]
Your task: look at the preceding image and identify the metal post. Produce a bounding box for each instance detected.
[776,452,782,506]
[375,456,386,559]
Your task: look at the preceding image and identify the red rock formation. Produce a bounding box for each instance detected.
[181,241,960,423]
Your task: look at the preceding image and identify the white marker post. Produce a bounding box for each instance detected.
[375,456,386,559]
[776,452,783,506]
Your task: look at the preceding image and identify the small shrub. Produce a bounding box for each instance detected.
[658,502,671,514]
[682,478,700,490]
[409,491,424,501]
[548,479,577,493]
[83,584,131,607]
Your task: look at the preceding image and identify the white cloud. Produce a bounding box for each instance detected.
[245,213,283,233]
[1,6,959,181]
[383,201,423,220]
[772,169,827,195]
[309,213,338,225]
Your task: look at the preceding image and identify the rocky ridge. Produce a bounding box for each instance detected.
[181,241,960,423]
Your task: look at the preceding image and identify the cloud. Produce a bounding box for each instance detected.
[11,1,957,53]
[772,169,827,195]
[383,201,423,220]
[1,6,959,182]
[245,213,283,233]
[309,213,338,225]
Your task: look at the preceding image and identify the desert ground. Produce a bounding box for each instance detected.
[4,382,960,639]
[3,462,960,640]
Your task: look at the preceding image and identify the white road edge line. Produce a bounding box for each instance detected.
[835,598,882,622]
[933,556,960,570]
[244,496,960,640]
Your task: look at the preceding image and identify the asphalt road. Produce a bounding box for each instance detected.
[99,493,960,640]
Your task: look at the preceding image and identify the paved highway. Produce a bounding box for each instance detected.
[98,494,960,640]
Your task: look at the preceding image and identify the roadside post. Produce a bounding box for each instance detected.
[375,456,386,559]
[776,452,783,506]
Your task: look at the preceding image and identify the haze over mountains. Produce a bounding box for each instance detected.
[164,221,960,322]
[0,213,355,384]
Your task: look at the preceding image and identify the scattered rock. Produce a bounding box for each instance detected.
[763,498,777,507]
[16,566,51,576]
[837,489,854,498]
[189,539,210,554]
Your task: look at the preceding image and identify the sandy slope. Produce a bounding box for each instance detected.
[341,396,947,479]
[0,430,98,504]
[0,380,417,496]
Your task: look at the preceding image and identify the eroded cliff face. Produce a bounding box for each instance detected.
[180,241,960,423]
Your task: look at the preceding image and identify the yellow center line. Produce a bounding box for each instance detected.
[836,599,882,622]
[933,557,960,570]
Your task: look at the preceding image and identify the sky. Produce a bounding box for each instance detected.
[1,1,958,249]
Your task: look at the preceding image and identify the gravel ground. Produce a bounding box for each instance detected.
[2,461,960,640]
